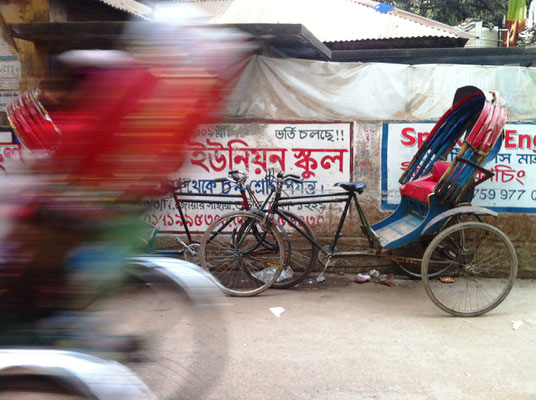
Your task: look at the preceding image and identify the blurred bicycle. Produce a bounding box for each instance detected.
[0,3,253,398]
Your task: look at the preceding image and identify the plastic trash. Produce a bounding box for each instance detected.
[316,275,326,283]
[252,266,293,283]
[354,273,370,283]
[269,307,285,317]
[277,266,294,282]
[374,279,396,287]
[252,266,278,283]
[512,320,524,330]
[369,269,380,278]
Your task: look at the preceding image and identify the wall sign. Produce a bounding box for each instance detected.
[143,122,353,231]
[381,122,536,213]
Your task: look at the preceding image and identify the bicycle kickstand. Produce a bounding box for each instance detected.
[316,255,335,283]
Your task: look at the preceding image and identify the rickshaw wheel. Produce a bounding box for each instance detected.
[392,214,481,279]
[421,222,517,317]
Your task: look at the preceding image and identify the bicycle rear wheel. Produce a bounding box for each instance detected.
[200,211,286,296]
[421,222,517,317]
[271,211,318,289]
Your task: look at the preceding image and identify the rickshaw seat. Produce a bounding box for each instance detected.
[398,88,506,205]
[399,161,450,202]
[373,87,506,250]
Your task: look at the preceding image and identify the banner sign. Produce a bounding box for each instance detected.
[0,59,21,90]
[0,142,22,173]
[381,122,536,213]
[143,122,353,232]
[0,91,20,112]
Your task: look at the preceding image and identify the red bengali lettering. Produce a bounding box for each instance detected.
[163,214,173,227]
[292,148,347,179]
[188,139,286,174]
[204,215,213,225]
[293,149,318,179]
[477,164,526,186]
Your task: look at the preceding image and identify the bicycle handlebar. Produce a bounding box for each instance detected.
[229,170,248,183]
[161,178,190,191]
[214,170,248,185]
[277,171,303,185]
[285,176,303,184]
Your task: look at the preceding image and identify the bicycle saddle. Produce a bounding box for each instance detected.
[334,182,366,194]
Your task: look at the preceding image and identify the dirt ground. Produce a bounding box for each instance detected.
[179,275,536,400]
[116,274,536,399]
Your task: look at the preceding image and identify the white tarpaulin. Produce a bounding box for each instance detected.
[228,56,536,122]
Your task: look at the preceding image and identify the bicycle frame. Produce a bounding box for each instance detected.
[259,179,381,263]
[146,188,244,257]
[209,171,381,261]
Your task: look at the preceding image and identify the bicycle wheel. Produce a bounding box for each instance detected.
[90,267,226,400]
[0,376,87,399]
[200,211,286,296]
[422,222,517,317]
[271,211,318,289]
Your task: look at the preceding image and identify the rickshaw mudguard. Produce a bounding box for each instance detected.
[0,349,156,399]
[421,205,498,234]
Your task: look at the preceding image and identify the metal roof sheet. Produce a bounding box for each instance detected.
[182,0,473,42]
[95,0,153,20]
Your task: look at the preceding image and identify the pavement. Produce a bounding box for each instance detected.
[197,275,536,400]
[114,274,536,399]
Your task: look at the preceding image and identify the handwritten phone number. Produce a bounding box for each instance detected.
[473,189,536,201]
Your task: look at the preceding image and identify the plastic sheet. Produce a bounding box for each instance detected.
[228,56,536,122]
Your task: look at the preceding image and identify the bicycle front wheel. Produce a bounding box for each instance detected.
[421,222,517,317]
[200,211,286,296]
[271,211,318,289]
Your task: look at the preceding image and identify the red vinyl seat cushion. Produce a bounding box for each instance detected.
[400,161,450,202]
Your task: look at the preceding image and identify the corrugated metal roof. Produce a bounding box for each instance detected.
[95,0,153,20]
[180,0,473,42]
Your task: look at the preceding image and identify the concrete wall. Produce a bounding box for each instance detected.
[170,118,535,277]
[218,56,536,277]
